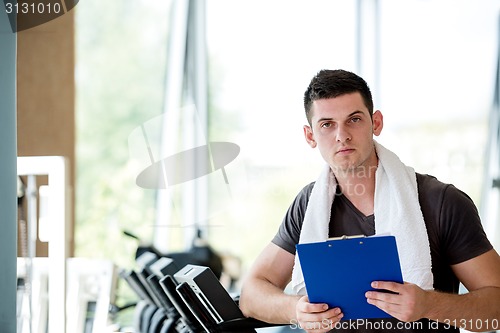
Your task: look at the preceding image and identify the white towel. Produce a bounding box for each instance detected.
[291,141,434,295]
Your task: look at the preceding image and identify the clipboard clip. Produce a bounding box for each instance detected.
[327,234,365,241]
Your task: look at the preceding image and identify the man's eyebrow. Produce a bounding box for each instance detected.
[348,110,365,117]
[315,111,365,123]
[316,117,333,123]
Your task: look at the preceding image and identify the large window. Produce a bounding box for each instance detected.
[75,0,173,266]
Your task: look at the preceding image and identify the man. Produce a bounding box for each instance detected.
[239,69,500,332]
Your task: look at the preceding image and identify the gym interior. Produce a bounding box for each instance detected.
[1,1,499,332]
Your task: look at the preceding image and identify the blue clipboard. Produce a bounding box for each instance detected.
[296,235,403,320]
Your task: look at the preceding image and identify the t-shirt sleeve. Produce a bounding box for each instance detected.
[271,183,314,255]
[439,184,493,265]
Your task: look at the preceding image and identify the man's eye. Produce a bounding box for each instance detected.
[321,122,331,128]
[351,117,361,123]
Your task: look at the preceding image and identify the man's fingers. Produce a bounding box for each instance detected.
[303,302,329,313]
[366,282,426,322]
[371,281,402,293]
[299,307,342,321]
[296,296,329,313]
[299,309,344,333]
[366,297,403,316]
[365,290,400,305]
[295,296,345,332]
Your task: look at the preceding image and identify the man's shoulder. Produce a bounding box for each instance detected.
[415,173,451,192]
[286,181,320,217]
[295,181,316,202]
[415,173,471,202]
[415,172,478,219]
[302,181,316,193]
[415,173,458,203]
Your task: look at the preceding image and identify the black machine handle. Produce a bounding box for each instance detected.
[176,281,218,332]
[159,275,202,331]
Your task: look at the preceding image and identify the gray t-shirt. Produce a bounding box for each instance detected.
[272,173,492,332]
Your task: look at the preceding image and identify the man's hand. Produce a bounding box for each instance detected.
[365,281,429,322]
[295,296,344,333]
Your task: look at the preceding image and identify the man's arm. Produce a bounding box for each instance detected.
[366,249,500,332]
[239,242,343,332]
[239,242,298,323]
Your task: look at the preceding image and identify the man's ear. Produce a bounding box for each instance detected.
[303,125,317,148]
[372,110,384,136]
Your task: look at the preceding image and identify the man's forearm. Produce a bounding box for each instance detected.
[425,286,500,332]
[239,277,300,325]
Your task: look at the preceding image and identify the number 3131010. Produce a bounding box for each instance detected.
[5,2,62,14]
[443,319,499,330]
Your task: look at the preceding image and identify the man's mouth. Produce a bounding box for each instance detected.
[337,147,355,154]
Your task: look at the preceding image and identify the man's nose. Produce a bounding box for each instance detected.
[336,124,351,142]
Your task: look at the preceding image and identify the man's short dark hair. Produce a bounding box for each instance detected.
[303,69,374,125]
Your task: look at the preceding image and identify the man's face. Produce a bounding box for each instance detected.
[304,92,383,175]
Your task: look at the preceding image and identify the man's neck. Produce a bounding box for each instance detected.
[334,164,378,217]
